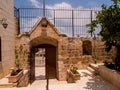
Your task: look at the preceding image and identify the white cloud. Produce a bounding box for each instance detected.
[46,2,92,25]
[46,2,73,19]
[20,17,39,32]
[30,0,41,8]
[47,2,73,9]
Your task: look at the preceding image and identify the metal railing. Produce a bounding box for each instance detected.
[14,8,101,37]
[14,7,19,18]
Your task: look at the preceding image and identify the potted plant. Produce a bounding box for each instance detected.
[7,44,27,83]
[69,65,80,80]
[8,68,23,83]
[67,59,80,83]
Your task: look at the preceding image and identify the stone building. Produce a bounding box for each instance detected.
[0,0,116,84]
[17,17,115,82]
[0,0,15,79]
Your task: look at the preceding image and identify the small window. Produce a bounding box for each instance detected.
[83,40,92,55]
[0,37,1,61]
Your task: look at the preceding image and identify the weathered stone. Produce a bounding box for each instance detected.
[0,0,15,79]
[14,25,118,81]
[0,0,117,86]
[17,70,29,87]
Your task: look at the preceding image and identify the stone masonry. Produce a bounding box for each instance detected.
[16,17,116,81]
[0,0,116,87]
[0,0,15,79]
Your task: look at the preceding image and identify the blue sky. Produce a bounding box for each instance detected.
[14,0,113,9]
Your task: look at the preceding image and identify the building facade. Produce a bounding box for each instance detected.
[0,0,15,79]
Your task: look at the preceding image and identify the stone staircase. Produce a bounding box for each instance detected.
[87,63,104,75]
[0,77,16,88]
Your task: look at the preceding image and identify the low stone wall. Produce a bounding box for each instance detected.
[99,65,120,89]
[17,70,30,87]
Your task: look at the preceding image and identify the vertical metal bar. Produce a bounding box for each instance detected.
[54,9,55,26]
[93,36,96,64]
[90,10,93,37]
[18,8,20,34]
[43,0,45,17]
[72,10,74,37]
[46,64,49,90]
[91,10,96,63]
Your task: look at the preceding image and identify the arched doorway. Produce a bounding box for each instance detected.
[82,40,92,55]
[30,43,57,83]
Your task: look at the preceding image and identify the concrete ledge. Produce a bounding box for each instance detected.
[99,65,120,89]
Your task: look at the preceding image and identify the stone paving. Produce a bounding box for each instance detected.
[0,67,119,90]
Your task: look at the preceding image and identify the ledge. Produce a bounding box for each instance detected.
[17,70,30,87]
[99,65,120,89]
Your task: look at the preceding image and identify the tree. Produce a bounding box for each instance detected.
[87,0,120,63]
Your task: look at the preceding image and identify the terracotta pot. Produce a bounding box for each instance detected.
[70,71,80,80]
[7,70,23,83]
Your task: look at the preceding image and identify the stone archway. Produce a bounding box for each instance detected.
[29,36,58,83]
[28,17,64,83]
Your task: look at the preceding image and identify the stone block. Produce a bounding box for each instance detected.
[99,65,120,89]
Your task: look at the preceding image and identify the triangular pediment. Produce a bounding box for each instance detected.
[29,17,61,36]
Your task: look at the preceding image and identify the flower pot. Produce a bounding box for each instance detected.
[7,70,23,83]
[70,71,80,80]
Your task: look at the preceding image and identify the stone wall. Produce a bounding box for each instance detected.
[63,37,115,65]
[0,0,15,78]
[15,33,30,70]
[57,37,115,80]
[17,70,30,87]
[16,17,116,81]
[16,34,116,81]
[93,38,116,62]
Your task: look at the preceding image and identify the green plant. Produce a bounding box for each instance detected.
[103,60,115,69]
[69,58,78,74]
[87,0,120,63]
[70,66,78,74]
[15,44,27,70]
[104,60,120,71]
[15,46,21,70]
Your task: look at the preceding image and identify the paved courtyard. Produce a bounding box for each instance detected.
[0,67,119,90]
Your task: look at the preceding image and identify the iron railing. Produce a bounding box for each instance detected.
[14,7,19,18]
[14,8,101,37]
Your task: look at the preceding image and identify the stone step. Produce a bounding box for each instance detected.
[87,67,95,74]
[89,63,99,70]
[0,77,16,88]
[0,83,15,88]
[88,63,104,75]
[89,63,104,70]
